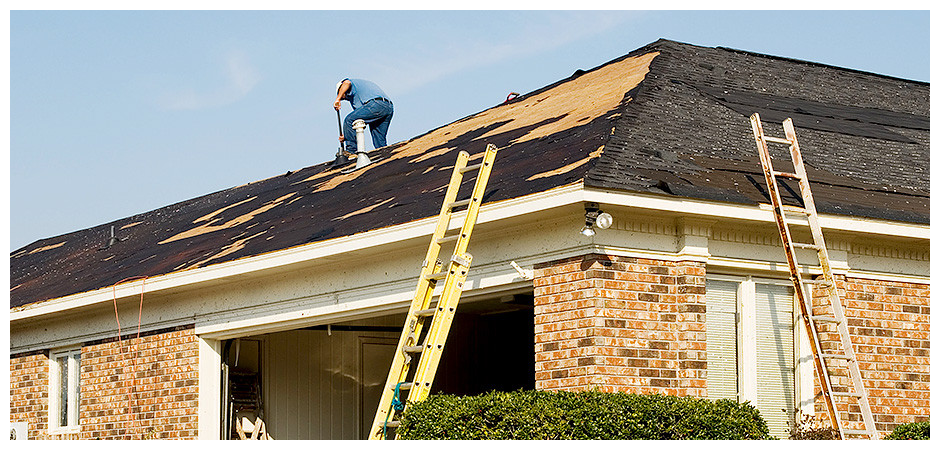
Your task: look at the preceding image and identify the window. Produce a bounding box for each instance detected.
[705,276,811,438]
[705,280,738,401]
[49,348,81,431]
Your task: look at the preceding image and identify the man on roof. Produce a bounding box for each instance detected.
[333,78,394,154]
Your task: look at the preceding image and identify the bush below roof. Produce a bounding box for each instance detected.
[396,390,773,440]
[885,419,929,440]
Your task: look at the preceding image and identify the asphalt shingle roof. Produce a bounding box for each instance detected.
[10,39,928,308]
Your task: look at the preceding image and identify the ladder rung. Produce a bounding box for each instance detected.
[459,163,484,174]
[821,353,854,361]
[425,271,448,280]
[791,242,822,251]
[436,233,461,244]
[396,382,413,390]
[414,308,437,317]
[403,345,424,353]
[804,278,833,286]
[831,391,862,398]
[764,136,792,145]
[811,315,841,323]
[773,171,802,180]
[448,198,472,209]
[384,420,400,428]
[841,429,872,436]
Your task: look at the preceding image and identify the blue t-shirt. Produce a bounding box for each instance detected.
[342,78,389,110]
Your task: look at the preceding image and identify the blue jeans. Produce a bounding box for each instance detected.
[343,98,393,153]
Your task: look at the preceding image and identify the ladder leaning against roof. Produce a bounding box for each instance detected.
[749,113,878,440]
[368,144,498,440]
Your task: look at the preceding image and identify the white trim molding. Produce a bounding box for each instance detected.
[197,338,223,440]
[10,184,585,322]
[737,277,758,403]
[47,347,82,435]
[584,188,929,240]
[11,183,928,323]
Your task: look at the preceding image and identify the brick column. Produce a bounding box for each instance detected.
[533,253,706,397]
[812,276,930,435]
[674,261,708,395]
[10,350,50,440]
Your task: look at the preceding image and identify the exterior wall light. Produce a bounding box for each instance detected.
[581,202,613,236]
[580,225,596,237]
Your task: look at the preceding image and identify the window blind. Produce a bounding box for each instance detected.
[754,283,795,438]
[705,279,738,401]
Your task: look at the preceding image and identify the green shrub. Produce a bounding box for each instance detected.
[396,390,773,440]
[885,420,929,440]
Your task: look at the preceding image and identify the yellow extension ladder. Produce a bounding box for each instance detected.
[750,113,878,440]
[368,144,498,440]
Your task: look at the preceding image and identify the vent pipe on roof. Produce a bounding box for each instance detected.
[100,225,127,250]
[352,119,373,169]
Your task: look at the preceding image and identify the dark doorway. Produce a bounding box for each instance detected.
[433,294,536,395]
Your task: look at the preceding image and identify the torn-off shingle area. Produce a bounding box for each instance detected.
[9,49,658,308]
[10,39,929,308]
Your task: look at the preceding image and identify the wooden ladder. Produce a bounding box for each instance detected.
[750,113,878,439]
[368,144,498,440]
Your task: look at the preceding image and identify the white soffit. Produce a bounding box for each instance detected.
[583,188,929,240]
[10,184,585,321]
[11,183,928,321]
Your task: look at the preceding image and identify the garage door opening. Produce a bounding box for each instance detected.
[220,293,534,439]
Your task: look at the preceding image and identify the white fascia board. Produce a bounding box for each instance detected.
[10,183,587,322]
[11,183,927,322]
[583,188,929,240]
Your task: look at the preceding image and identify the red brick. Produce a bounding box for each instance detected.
[534,254,706,397]
[10,326,199,440]
[536,257,927,434]
[812,276,929,435]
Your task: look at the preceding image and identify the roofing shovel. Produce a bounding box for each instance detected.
[329,109,353,169]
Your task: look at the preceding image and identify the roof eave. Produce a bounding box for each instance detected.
[12,181,929,322]
[10,182,589,321]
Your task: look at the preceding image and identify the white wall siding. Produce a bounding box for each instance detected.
[260,326,399,440]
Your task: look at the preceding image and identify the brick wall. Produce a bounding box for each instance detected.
[535,253,929,438]
[533,254,707,396]
[10,350,49,439]
[9,324,199,440]
[812,276,930,435]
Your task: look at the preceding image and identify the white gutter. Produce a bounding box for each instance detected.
[11,183,928,321]
[10,183,585,322]
[583,188,930,240]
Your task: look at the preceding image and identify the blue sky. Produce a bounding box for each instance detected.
[6,9,931,251]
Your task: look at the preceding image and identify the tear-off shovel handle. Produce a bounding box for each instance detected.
[336,109,345,155]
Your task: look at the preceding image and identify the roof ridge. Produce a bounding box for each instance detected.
[581,45,666,184]
[653,38,928,85]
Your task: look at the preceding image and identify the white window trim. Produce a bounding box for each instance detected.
[707,274,812,418]
[48,347,82,434]
[737,277,758,403]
